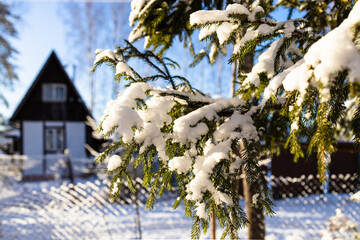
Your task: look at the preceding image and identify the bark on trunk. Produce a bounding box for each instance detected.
[211,209,216,239]
[242,167,265,239]
[234,39,265,238]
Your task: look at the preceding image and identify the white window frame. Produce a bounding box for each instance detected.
[45,127,65,153]
[42,83,67,102]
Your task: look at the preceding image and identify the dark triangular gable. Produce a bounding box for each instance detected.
[10,51,92,122]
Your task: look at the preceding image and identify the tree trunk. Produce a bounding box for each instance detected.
[233,29,265,238]
[211,209,216,239]
[134,188,142,240]
[242,168,265,239]
[241,51,265,238]
[231,59,238,97]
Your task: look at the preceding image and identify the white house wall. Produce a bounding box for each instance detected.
[22,121,91,177]
[66,122,88,176]
[23,121,43,175]
[66,122,86,159]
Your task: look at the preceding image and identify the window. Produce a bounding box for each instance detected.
[45,127,64,153]
[42,84,66,102]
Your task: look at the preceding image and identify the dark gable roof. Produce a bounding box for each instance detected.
[10,51,92,122]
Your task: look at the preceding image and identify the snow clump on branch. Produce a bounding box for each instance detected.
[107,155,122,171]
[261,1,360,104]
[94,49,117,65]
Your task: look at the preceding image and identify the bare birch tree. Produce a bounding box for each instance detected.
[59,2,106,114]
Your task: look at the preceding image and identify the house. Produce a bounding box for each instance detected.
[9,51,100,180]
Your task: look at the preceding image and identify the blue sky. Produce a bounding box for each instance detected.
[5,1,133,122]
[4,1,226,122]
[4,2,72,120]
[5,1,203,122]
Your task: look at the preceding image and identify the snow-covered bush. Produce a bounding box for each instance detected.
[350,191,360,203]
[321,209,360,240]
[0,155,25,187]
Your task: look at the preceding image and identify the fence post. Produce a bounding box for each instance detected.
[64,149,74,184]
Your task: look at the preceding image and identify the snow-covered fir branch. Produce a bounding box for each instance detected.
[92,39,273,235]
[97,80,264,218]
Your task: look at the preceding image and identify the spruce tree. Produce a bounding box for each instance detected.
[93,1,360,239]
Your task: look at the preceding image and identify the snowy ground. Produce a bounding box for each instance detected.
[0,176,359,240]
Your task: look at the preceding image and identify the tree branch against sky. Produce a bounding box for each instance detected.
[93,0,360,239]
[0,1,18,127]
